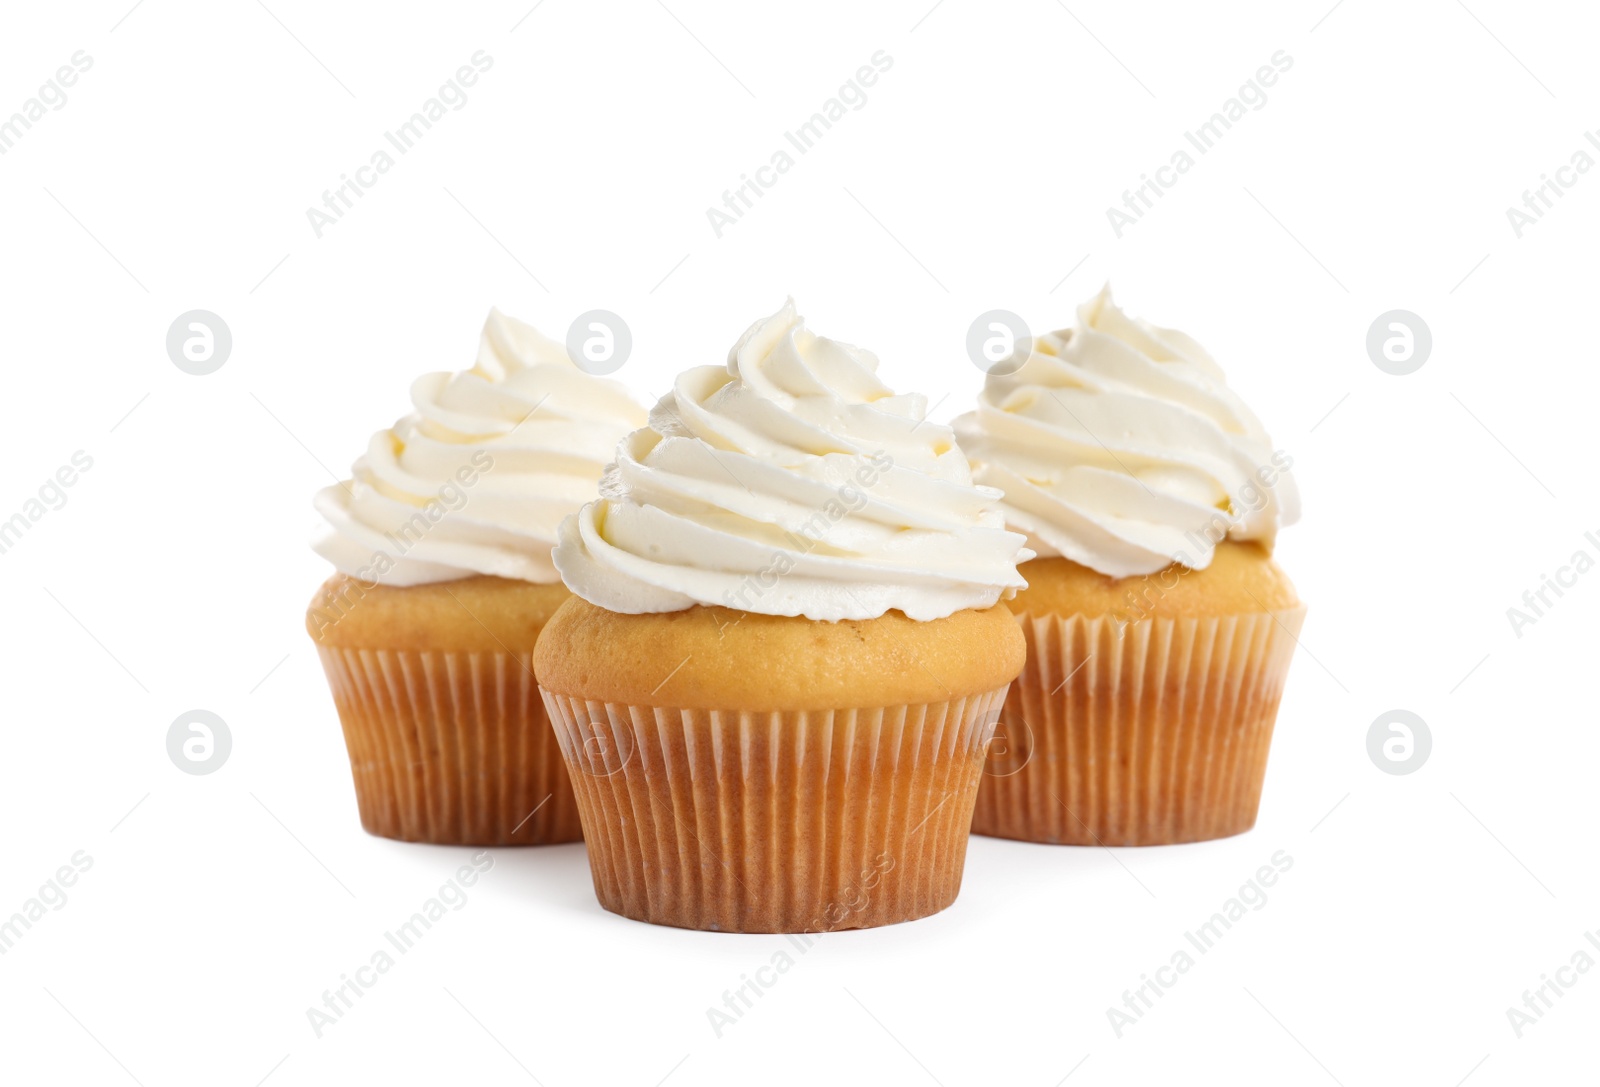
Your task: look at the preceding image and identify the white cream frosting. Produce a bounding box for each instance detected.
[312,309,647,586]
[553,299,1032,621]
[954,286,1300,578]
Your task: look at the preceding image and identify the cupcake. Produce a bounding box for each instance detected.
[955,286,1305,846]
[534,299,1031,932]
[306,310,646,845]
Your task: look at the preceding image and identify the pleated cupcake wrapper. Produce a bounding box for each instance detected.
[315,645,583,845]
[972,606,1306,846]
[541,687,1011,933]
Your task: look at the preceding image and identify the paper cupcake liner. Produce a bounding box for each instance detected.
[972,607,1306,846]
[540,687,1011,933]
[316,645,583,845]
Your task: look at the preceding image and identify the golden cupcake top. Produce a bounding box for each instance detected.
[534,598,1024,711]
[1011,541,1300,620]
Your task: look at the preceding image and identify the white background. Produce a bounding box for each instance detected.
[1,0,1595,1083]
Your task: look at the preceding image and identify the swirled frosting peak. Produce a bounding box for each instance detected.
[954,286,1300,578]
[553,298,1032,621]
[312,309,647,586]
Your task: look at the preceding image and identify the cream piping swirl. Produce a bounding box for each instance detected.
[554,299,1031,621]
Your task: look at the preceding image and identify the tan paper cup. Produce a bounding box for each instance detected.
[308,574,582,846]
[973,604,1306,846]
[542,688,1009,932]
[316,645,583,845]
